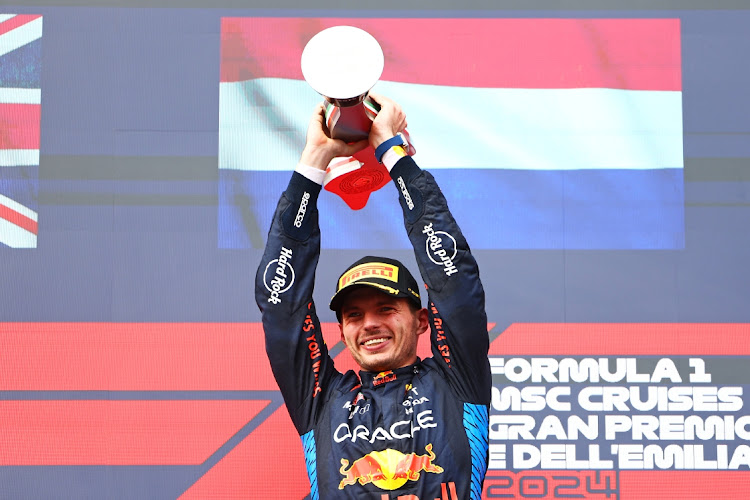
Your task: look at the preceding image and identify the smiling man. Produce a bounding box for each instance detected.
[332,256,427,374]
[255,94,491,500]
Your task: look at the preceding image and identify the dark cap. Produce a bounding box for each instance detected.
[329,256,422,314]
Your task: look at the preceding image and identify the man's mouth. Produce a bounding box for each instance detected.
[361,336,391,350]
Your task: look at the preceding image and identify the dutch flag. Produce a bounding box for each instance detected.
[218,17,684,250]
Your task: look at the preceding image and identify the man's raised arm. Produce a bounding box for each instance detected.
[254,104,368,433]
[369,92,492,406]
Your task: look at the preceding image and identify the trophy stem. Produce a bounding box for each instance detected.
[325,103,373,143]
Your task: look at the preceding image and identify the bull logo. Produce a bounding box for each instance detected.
[338,443,443,490]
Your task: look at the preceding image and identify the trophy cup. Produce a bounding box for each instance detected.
[301,26,393,210]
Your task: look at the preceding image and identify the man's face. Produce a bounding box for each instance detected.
[338,287,428,373]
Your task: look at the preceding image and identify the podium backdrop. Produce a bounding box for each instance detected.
[1,2,749,499]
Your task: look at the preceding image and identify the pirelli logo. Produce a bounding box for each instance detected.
[339,263,398,289]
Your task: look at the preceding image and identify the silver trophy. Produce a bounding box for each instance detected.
[301,26,384,143]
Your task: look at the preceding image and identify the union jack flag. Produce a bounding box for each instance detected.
[0,14,42,248]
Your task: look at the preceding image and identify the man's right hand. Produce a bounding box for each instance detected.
[367,92,408,151]
[299,103,369,170]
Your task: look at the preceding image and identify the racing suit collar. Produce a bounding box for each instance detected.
[359,359,421,389]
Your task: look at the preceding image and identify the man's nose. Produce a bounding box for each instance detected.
[362,311,382,329]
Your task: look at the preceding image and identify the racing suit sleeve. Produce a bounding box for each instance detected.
[254,172,339,435]
[391,156,491,405]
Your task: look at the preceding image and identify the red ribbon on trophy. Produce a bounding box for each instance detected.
[301,26,415,210]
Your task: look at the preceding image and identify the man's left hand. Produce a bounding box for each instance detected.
[299,103,369,169]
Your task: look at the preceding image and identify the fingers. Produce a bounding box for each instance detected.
[369,92,399,116]
[308,103,326,129]
[340,139,369,157]
[367,91,388,107]
[367,92,402,116]
[367,93,407,148]
[369,92,404,126]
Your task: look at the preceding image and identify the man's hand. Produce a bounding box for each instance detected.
[367,92,407,150]
[299,103,369,170]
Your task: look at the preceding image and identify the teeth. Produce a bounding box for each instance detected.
[364,338,387,346]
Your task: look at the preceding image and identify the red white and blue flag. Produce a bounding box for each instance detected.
[218,18,684,250]
[0,13,42,249]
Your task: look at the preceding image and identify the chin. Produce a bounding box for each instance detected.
[361,357,390,373]
[362,363,384,373]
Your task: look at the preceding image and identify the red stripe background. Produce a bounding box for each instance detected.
[489,323,750,355]
[0,400,267,465]
[1,323,277,391]
[0,104,41,149]
[0,203,38,235]
[4,322,748,494]
[0,14,41,38]
[220,18,682,91]
[0,322,353,391]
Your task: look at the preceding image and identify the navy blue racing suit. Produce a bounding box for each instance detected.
[255,156,491,499]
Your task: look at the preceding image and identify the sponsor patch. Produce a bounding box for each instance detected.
[339,262,399,289]
[373,370,397,387]
[422,223,458,276]
[263,247,295,304]
[334,409,438,445]
[293,191,310,228]
[338,443,443,491]
[397,176,414,210]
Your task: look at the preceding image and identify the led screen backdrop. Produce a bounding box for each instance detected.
[1,2,749,499]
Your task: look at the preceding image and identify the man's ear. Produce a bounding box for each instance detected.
[416,307,429,336]
[339,322,344,342]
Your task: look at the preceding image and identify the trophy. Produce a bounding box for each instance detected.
[301,26,400,210]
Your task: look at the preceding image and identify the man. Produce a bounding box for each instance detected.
[255,93,491,500]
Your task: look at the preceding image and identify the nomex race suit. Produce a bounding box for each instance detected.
[255,155,492,499]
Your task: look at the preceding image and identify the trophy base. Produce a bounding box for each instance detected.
[323,149,390,210]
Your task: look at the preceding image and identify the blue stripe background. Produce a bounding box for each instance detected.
[0,165,38,210]
[0,39,41,88]
[219,168,685,250]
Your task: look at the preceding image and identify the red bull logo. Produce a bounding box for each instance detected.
[338,443,443,491]
[373,370,397,386]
